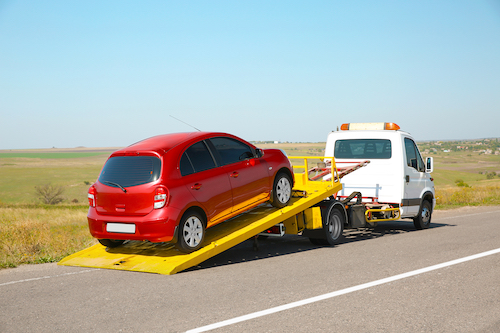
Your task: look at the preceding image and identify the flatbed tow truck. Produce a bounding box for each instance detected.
[59,156,371,275]
[60,122,433,275]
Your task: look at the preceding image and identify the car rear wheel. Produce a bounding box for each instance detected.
[271,172,292,208]
[177,211,205,253]
[98,239,125,248]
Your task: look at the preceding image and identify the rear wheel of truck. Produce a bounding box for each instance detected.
[309,204,345,246]
[413,200,432,230]
[323,207,345,245]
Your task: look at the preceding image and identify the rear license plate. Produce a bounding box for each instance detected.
[106,223,136,234]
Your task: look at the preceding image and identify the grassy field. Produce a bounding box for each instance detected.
[0,205,96,268]
[0,152,110,204]
[1,143,499,268]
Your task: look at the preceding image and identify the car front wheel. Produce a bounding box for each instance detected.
[271,172,292,208]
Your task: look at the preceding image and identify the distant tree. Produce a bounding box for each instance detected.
[487,172,497,180]
[35,183,65,205]
[455,179,470,187]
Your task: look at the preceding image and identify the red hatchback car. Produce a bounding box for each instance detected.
[87,132,294,252]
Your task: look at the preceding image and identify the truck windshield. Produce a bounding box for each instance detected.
[99,156,161,188]
[334,139,392,159]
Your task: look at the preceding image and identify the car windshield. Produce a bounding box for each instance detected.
[334,139,392,159]
[99,156,161,188]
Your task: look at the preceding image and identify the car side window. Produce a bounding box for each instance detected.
[209,137,254,165]
[180,141,216,176]
[404,138,425,172]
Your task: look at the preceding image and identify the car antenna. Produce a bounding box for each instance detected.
[169,115,202,132]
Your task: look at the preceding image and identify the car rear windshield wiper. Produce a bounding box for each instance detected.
[104,181,127,193]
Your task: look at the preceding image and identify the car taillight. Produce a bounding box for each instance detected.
[88,185,96,207]
[154,187,168,209]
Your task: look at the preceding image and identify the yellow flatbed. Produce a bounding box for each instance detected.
[59,157,343,275]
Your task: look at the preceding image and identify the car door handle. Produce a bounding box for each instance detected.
[191,183,202,190]
[230,172,239,178]
[406,175,410,183]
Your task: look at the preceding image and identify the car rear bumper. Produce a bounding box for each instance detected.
[87,208,180,243]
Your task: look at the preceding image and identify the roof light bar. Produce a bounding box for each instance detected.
[340,122,401,131]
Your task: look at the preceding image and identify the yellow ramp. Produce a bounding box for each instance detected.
[59,181,341,275]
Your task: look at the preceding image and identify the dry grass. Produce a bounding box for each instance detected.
[0,206,96,268]
[436,185,500,208]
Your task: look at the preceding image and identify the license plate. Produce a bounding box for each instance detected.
[106,223,136,234]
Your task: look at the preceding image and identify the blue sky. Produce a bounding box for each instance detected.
[1,1,499,149]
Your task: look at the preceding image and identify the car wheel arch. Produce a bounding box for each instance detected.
[275,167,294,187]
[179,205,207,228]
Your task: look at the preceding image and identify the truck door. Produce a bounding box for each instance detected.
[403,137,426,216]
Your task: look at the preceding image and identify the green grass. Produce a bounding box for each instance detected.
[0,165,104,204]
[0,152,110,204]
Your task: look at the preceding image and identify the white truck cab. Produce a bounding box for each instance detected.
[325,122,435,229]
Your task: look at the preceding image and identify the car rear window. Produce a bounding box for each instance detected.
[99,156,161,188]
[334,139,392,159]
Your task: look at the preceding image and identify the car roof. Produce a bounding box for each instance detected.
[112,132,239,156]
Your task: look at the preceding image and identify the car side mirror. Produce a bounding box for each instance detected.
[426,157,433,173]
[239,151,254,160]
[255,148,264,158]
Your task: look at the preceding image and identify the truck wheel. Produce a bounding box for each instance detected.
[98,239,125,248]
[324,207,345,245]
[177,211,205,253]
[271,172,292,208]
[413,200,432,230]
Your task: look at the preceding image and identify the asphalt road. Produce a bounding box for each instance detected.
[1,206,499,332]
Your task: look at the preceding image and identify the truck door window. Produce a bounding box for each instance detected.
[404,138,425,172]
[334,139,391,159]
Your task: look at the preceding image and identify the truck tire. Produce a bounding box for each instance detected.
[308,204,345,246]
[413,200,432,230]
[323,207,345,245]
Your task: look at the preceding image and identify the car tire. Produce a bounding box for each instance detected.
[177,210,206,253]
[271,172,292,208]
[98,239,125,248]
[413,200,432,230]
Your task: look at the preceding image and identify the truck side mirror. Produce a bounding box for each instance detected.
[426,157,434,173]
